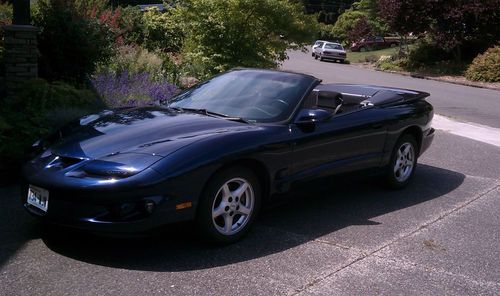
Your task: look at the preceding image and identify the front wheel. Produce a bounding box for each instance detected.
[385,135,418,189]
[197,167,261,244]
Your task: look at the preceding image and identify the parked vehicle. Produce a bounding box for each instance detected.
[22,69,434,244]
[312,40,327,57]
[313,42,347,63]
[350,36,400,52]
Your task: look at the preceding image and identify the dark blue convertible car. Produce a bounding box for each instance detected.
[22,68,434,243]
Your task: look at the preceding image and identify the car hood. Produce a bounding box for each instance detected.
[48,107,258,160]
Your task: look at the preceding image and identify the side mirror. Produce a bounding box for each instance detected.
[295,108,332,126]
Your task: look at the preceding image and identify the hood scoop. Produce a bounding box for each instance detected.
[46,155,85,170]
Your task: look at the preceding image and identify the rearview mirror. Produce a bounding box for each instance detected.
[295,108,332,125]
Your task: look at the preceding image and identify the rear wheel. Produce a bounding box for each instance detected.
[359,46,367,52]
[385,134,418,189]
[197,167,261,244]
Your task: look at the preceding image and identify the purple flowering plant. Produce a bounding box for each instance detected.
[91,70,178,108]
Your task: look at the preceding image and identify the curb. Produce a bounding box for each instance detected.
[374,68,500,91]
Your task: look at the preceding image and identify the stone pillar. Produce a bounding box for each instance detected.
[3,25,38,95]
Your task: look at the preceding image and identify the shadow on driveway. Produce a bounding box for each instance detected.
[0,164,464,271]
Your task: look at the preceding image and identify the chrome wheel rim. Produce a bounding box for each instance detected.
[212,178,254,236]
[394,142,415,182]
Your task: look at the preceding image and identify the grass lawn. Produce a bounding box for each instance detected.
[347,47,400,63]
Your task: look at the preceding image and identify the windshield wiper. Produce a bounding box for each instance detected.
[173,107,250,124]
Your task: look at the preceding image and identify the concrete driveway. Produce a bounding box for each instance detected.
[1,52,499,295]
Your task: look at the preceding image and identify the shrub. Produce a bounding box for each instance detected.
[119,6,146,45]
[0,79,104,166]
[142,8,184,52]
[465,46,500,83]
[33,0,115,84]
[174,0,317,78]
[0,2,12,74]
[91,71,178,107]
[406,39,450,69]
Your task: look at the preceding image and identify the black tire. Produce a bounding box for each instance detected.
[385,134,418,189]
[319,55,324,61]
[311,52,315,57]
[315,54,318,60]
[196,166,261,244]
[359,46,367,52]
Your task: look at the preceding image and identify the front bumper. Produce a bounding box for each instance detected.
[20,175,199,234]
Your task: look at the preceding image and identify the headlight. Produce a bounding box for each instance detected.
[67,153,162,178]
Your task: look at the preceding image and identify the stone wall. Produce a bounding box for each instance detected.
[3,25,38,94]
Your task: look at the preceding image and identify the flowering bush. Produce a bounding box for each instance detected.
[91,71,178,107]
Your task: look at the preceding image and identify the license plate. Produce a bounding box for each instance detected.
[27,185,49,212]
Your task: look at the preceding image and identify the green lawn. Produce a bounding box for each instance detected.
[347,47,401,63]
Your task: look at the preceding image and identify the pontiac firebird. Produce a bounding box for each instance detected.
[22,68,434,243]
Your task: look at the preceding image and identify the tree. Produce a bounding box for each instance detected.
[378,0,500,61]
[331,9,366,42]
[174,0,318,77]
[347,15,372,44]
[429,0,500,61]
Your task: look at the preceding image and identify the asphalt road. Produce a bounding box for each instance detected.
[1,54,500,295]
[282,50,500,128]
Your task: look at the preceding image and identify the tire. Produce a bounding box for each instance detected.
[312,52,315,57]
[196,166,261,244]
[385,134,418,189]
[319,55,324,61]
[359,46,367,52]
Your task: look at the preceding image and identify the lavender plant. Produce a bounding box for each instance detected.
[91,71,178,107]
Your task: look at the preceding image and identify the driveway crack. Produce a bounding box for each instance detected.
[290,182,500,295]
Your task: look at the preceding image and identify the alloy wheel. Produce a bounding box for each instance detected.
[393,142,415,182]
[211,177,254,236]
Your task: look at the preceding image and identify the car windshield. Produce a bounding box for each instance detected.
[324,43,343,50]
[167,69,314,123]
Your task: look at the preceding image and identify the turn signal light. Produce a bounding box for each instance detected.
[175,201,192,210]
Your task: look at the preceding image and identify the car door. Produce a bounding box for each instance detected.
[289,106,388,178]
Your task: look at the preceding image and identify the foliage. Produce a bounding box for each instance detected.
[173,0,318,78]
[347,15,372,44]
[0,79,104,165]
[375,56,406,71]
[0,2,12,24]
[91,71,178,107]
[118,5,146,45]
[406,39,450,69]
[331,0,388,44]
[142,7,184,52]
[331,9,366,43]
[377,0,500,61]
[316,22,337,41]
[429,0,500,60]
[0,2,12,73]
[303,0,356,24]
[33,0,115,84]
[98,45,163,80]
[465,46,500,82]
